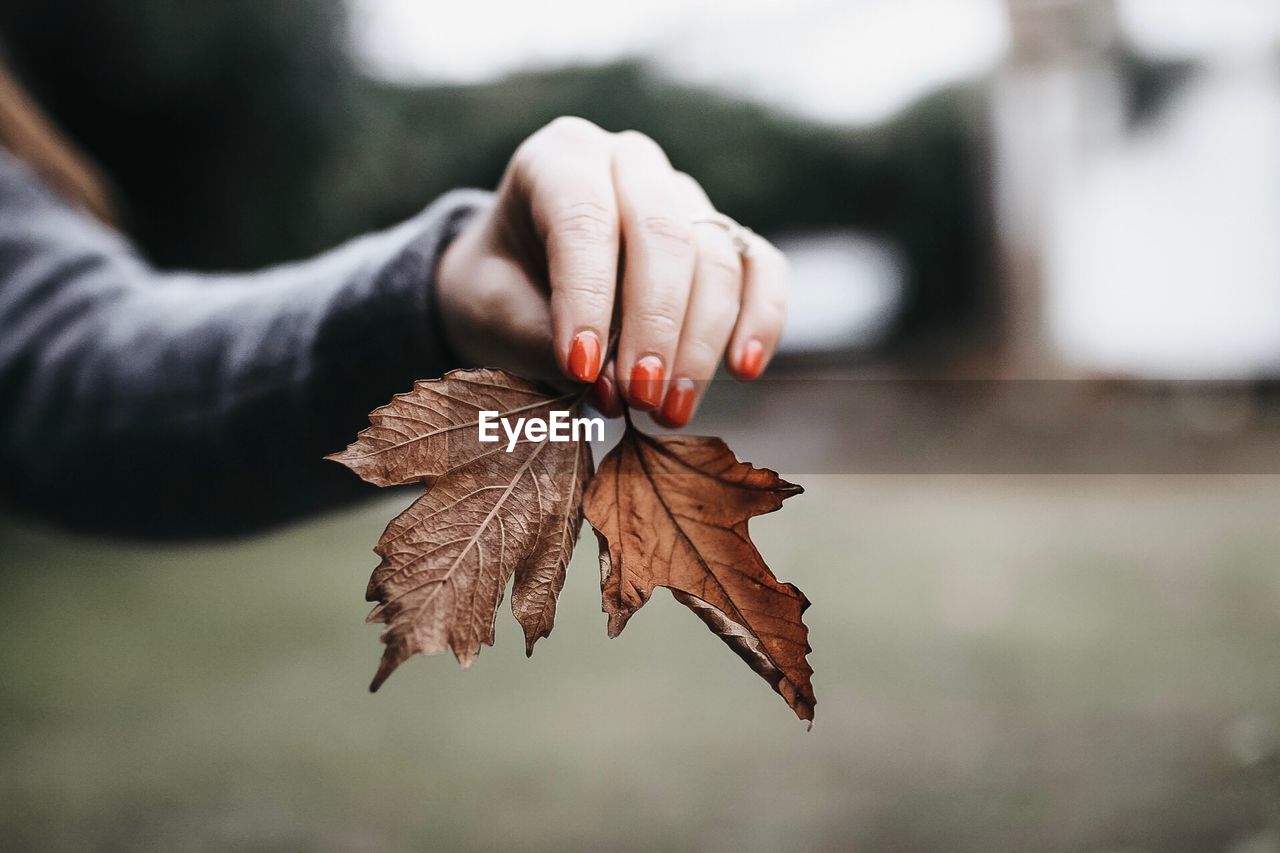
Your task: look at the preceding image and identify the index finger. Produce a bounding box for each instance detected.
[522,118,620,384]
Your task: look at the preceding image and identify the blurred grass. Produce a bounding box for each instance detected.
[4,475,1280,852]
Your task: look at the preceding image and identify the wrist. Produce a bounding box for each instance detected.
[421,192,493,371]
[435,216,486,368]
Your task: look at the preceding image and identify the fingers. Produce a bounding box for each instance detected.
[518,117,619,384]
[508,117,787,411]
[588,361,624,419]
[651,174,742,427]
[611,131,697,410]
[727,238,788,382]
[439,245,561,383]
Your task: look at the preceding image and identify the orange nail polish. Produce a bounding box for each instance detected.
[629,356,664,409]
[568,331,601,383]
[590,374,620,417]
[737,339,765,380]
[659,378,696,427]
[589,375,608,412]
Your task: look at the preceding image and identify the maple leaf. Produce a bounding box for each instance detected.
[329,363,815,723]
[582,426,815,723]
[326,369,592,687]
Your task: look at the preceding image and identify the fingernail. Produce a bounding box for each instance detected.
[628,356,665,409]
[659,378,696,428]
[568,331,601,383]
[736,339,765,380]
[589,374,621,418]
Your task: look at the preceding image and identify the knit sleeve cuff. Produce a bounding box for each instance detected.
[383,188,494,376]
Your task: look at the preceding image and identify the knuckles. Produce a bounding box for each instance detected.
[632,305,684,340]
[541,115,606,144]
[557,277,616,313]
[549,201,616,244]
[514,116,608,177]
[613,128,661,153]
[697,242,743,279]
[637,214,695,256]
[682,333,732,369]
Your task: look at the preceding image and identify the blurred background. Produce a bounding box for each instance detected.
[4,0,1280,850]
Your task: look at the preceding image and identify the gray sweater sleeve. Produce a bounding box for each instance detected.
[0,150,492,537]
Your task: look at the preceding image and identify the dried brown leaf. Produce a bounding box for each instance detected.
[327,369,575,486]
[582,427,815,723]
[329,367,816,723]
[326,368,592,687]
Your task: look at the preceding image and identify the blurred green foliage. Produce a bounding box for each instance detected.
[0,1,353,268]
[344,67,994,345]
[0,0,991,342]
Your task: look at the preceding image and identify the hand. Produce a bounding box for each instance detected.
[436,116,789,427]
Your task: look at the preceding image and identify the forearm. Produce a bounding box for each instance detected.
[0,153,490,536]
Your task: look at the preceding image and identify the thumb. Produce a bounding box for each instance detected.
[444,252,563,387]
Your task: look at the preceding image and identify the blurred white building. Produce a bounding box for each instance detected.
[1045,1,1280,378]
